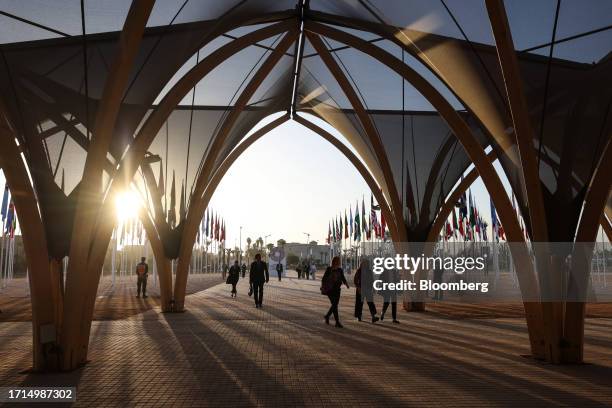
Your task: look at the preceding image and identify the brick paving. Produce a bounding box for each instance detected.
[1,272,612,407]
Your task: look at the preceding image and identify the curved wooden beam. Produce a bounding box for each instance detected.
[295,115,402,242]
[485,0,548,242]
[173,30,298,309]
[173,115,290,310]
[306,31,403,240]
[427,151,498,244]
[419,133,458,227]
[62,0,155,369]
[307,22,545,357]
[564,135,612,362]
[89,21,295,266]
[0,111,61,371]
[602,213,612,242]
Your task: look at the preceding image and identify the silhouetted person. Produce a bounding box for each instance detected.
[135,257,148,298]
[304,261,310,280]
[228,260,240,298]
[250,253,269,308]
[321,256,349,328]
[380,268,400,324]
[354,259,379,323]
[297,263,302,279]
[309,263,316,280]
[241,263,247,278]
[276,262,283,281]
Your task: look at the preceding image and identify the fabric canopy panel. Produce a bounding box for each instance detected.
[307,0,612,241]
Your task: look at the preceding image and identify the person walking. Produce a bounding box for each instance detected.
[380,268,400,324]
[241,262,247,278]
[276,262,283,281]
[249,253,269,308]
[309,263,316,280]
[321,256,349,328]
[304,261,310,280]
[135,257,149,298]
[297,263,302,279]
[354,259,379,323]
[227,260,240,298]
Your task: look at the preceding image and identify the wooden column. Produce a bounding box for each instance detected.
[88,21,295,269]
[61,0,154,370]
[0,114,61,371]
[563,137,612,362]
[306,21,545,358]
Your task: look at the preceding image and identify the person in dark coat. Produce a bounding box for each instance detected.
[380,268,400,324]
[241,263,247,278]
[135,257,149,298]
[227,260,240,298]
[276,262,283,281]
[322,256,349,328]
[249,253,269,308]
[354,259,379,323]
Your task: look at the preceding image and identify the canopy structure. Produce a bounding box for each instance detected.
[0,0,610,371]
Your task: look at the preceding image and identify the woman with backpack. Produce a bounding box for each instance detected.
[321,256,349,328]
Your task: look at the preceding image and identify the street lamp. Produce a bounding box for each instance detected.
[303,232,311,261]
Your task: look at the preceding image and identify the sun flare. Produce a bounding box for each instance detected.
[115,190,141,221]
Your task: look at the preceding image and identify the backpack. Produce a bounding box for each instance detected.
[320,267,340,295]
[136,263,146,277]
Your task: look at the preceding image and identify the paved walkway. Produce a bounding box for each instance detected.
[1,274,612,407]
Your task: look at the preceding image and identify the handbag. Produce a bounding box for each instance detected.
[248,283,253,297]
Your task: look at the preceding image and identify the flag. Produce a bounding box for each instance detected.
[221,219,225,242]
[332,219,336,242]
[361,197,366,234]
[452,207,458,237]
[490,197,498,241]
[205,209,209,238]
[445,221,452,240]
[10,212,16,238]
[344,210,349,239]
[327,222,331,243]
[5,200,15,235]
[158,163,165,196]
[1,183,8,222]
[354,202,360,241]
[168,170,176,227]
[349,206,353,237]
[381,211,386,240]
[365,215,371,240]
[179,182,186,222]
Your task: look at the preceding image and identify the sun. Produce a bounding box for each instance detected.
[115,190,141,222]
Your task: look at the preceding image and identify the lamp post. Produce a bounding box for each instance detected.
[303,232,310,261]
[264,234,271,259]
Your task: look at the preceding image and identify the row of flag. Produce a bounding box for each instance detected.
[195,208,226,246]
[443,189,491,242]
[327,194,387,244]
[442,189,531,242]
[1,183,17,238]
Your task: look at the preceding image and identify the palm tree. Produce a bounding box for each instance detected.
[256,237,263,250]
[277,238,286,247]
[266,243,274,257]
